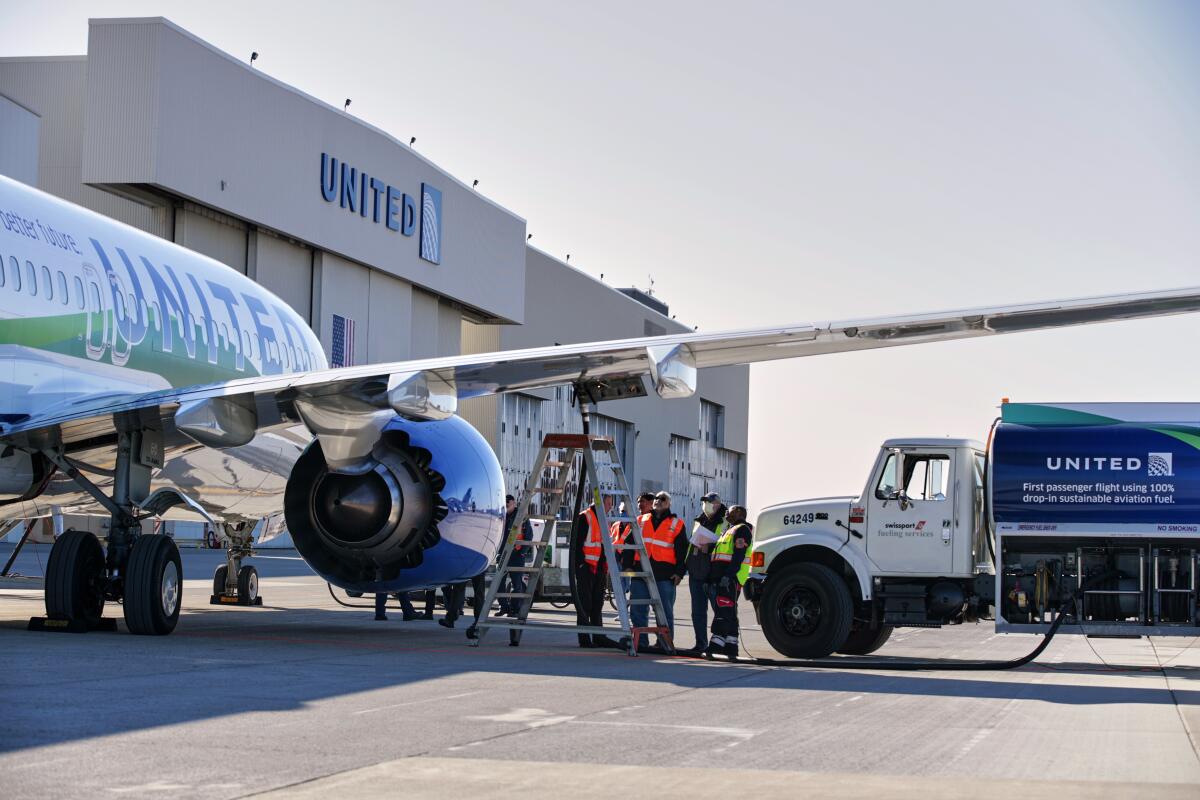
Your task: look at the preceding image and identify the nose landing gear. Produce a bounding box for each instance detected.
[210,523,263,606]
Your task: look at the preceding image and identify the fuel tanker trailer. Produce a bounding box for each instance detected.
[743,403,1200,659]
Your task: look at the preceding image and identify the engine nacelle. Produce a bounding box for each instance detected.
[0,449,48,502]
[284,415,504,590]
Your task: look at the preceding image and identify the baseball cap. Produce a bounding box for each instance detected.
[701,492,720,502]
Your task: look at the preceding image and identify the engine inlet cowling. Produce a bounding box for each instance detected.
[284,426,448,585]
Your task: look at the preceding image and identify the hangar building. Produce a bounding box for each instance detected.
[0,17,748,536]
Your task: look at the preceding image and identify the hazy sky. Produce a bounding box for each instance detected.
[2,1,1198,511]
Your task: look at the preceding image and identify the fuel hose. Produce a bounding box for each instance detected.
[726,597,1077,671]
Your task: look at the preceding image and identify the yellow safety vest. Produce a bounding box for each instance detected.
[712,523,753,584]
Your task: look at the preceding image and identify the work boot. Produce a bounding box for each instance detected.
[723,642,739,660]
[465,624,478,640]
[438,617,455,629]
[402,610,417,622]
[578,635,594,648]
[703,636,724,659]
[421,610,434,620]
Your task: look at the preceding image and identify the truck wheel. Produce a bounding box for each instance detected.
[761,563,853,659]
[838,623,893,655]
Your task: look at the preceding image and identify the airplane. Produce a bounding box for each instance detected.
[2,172,1200,636]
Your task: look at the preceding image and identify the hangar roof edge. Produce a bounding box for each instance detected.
[85,16,526,225]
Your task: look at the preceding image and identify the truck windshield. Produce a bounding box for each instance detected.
[875,453,898,498]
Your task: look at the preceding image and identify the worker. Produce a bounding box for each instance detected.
[685,491,727,653]
[624,490,687,652]
[612,493,654,595]
[499,494,533,617]
[705,504,754,659]
[572,492,620,648]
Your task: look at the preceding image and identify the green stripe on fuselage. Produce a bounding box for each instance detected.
[0,310,261,387]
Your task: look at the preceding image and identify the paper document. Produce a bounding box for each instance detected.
[690,525,718,547]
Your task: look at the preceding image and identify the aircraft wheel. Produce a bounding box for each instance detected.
[237,565,259,604]
[124,535,182,635]
[45,530,106,629]
[212,564,228,597]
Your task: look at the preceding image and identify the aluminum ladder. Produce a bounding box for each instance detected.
[470,433,673,655]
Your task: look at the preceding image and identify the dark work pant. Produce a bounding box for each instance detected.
[397,593,416,616]
[449,572,487,623]
[423,590,436,615]
[575,565,607,645]
[501,570,527,613]
[374,593,387,618]
[710,584,740,644]
[689,576,716,649]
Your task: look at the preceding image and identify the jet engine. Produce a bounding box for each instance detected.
[284,415,504,589]
[0,448,52,503]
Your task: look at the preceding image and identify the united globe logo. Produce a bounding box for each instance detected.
[1148,452,1174,477]
[420,183,442,265]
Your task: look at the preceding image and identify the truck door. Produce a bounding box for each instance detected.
[866,448,956,575]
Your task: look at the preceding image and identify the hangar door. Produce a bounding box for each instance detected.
[255,231,312,322]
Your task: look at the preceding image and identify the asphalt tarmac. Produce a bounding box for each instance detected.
[1,544,1199,799]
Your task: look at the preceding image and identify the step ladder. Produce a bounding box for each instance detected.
[470,433,674,656]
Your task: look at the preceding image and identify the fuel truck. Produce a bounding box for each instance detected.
[742,402,1200,658]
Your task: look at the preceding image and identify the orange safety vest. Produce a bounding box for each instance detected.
[581,507,605,570]
[640,513,685,564]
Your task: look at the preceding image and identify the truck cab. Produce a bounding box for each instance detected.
[744,438,993,658]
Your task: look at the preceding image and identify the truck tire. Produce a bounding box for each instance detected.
[761,562,853,659]
[838,623,893,655]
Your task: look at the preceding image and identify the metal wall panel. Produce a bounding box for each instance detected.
[458,321,500,451]
[409,288,440,359]
[0,56,169,237]
[366,270,413,362]
[175,203,247,273]
[254,230,312,323]
[0,94,39,186]
[312,251,369,366]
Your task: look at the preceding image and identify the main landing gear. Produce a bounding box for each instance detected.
[35,414,188,635]
[211,523,261,606]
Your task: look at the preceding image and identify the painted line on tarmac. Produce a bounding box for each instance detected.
[354,691,482,715]
[568,719,760,741]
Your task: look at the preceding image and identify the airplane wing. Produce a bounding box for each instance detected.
[5,285,1200,455]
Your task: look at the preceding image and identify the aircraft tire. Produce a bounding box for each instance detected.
[45,530,106,629]
[237,565,259,604]
[124,535,182,635]
[212,564,228,597]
